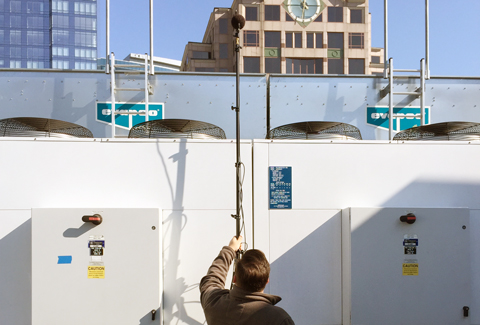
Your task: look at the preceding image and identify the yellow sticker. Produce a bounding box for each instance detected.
[402,263,419,276]
[88,265,105,279]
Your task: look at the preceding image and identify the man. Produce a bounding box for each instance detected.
[200,236,295,325]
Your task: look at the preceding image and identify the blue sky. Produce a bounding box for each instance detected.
[97,0,480,76]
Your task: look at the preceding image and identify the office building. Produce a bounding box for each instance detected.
[0,0,97,69]
[181,0,384,75]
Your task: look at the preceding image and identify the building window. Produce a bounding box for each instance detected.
[0,31,4,43]
[286,58,323,74]
[307,33,314,48]
[27,61,44,69]
[52,1,69,13]
[219,18,228,34]
[328,7,343,22]
[75,48,96,58]
[10,30,21,45]
[53,15,69,28]
[74,2,96,15]
[244,30,259,47]
[286,32,301,48]
[219,43,228,59]
[265,5,280,21]
[328,32,344,49]
[195,67,214,72]
[27,31,44,45]
[10,60,21,68]
[265,31,281,48]
[328,59,343,74]
[349,33,364,49]
[315,32,323,48]
[286,13,294,21]
[349,58,365,74]
[350,9,363,23]
[52,46,69,57]
[75,17,97,30]
[314,14,322,22]
[265,57,281,73]
[75,32,96,47]
[371,56,380,64]
[0,15,3,27]
[10,47,21,58]
[27,1,45,13]
[245,6,258,21]
[53,30,69,44]
[295,32,302,48]
[10,1,21,13]
[10,15,21,28]
[52,60,69,69]
[27,16,44,29]
[244,57,260,73]
[192,51,211,59]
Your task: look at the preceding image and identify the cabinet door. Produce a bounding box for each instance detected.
[32,208,161,325]
[347,207,470,325]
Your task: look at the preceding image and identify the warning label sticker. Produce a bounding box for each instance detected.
[402,263,419,276]
[88,265,105,279]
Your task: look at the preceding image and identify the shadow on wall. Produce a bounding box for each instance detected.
[269,212,342,325]
[0,219,31,325]
[156,139,204,325]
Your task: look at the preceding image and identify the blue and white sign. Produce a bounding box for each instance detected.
[269,166,292,209]
[367,107,430,131]
[96,102,164,129]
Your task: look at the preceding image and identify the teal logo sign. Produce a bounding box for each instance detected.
[367,107,430,131]
[96,102,164,129]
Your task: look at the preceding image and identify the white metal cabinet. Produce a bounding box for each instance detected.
[32,208,161,325]
[343,207,471,325]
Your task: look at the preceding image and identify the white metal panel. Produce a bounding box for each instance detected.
[346,207,470,325]
[269,209,343,325]
[162,209,252,325]
[0,209,31,325]
[471,209,480,325]
[32,208,161,325]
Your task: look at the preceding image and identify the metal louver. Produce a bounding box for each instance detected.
[393,122,480,141]
[0,117,93,138]
[267,121,362,140]
[128,119,226,139]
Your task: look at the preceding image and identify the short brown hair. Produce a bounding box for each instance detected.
[235,249,270,292]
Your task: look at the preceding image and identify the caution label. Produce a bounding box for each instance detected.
[88,265,105,279]
[402,263,419,276]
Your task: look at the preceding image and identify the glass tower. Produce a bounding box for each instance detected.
[0,0,97,69]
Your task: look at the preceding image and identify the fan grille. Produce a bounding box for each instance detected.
[393,122,480,141]
[0,117,93,138]
[128,119,226,139]
[267,121,362,140]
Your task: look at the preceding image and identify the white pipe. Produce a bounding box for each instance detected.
[425,0,430,79]
[110,52,116,138]
[383,0,388,79]
[106,0,110,74]
[420,59,426,125]
[389,58,393,140]
[145,53,149,122]
[149,0,154,75]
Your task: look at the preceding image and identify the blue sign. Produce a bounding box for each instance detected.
[96,102,164,129]
[366,107,430,131]
[269,166,292,209]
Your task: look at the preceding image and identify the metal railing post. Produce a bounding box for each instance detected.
[389,57,394,140]
[110,52,116,137]
[420,58,426,125]
[425,0,430,79]
[144,53,149,122]
[383,0,388,79]
[149,0,154,75]
[106,0,110,73]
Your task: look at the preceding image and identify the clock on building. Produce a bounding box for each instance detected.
[283,0,325,27]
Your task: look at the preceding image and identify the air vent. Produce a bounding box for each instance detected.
[267,121,362,140]
[393,122,480,141]
[0,117,93,138]
[128,119,226,139]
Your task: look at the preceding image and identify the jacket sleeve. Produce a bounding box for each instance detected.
[199,246,235,304]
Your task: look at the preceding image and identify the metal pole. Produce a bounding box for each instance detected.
[106,0,110,73]
[425,0,430,79]
[234,28,241,239]
[389,57,394,140]
[383,0,388,79]
[145,53,149,122]
[149,0,154,75]
[110,52,116,138]
[420,59,425,125]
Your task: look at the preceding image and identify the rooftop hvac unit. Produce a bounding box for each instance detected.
[267,121,362,140]
[128,119,226,139]
[0,117,93,138]
[393,121,480,141]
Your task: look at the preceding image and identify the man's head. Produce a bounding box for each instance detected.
[235,249,270,292]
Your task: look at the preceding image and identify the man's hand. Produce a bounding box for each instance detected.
[228,236,243,252]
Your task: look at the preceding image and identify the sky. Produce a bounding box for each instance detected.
[97,0,480,76]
